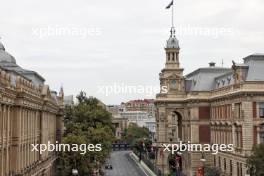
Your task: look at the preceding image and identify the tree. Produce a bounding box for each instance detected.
[56,92,114,176]
[204,165,221,176]
[247,143,264,176]
[123,123,150,146]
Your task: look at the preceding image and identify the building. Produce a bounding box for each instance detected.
[107,105,124,117]
[122,99,155,118]
[64,95,74,106]
[111,117,129,139]
[0,41,64,176]
[120,111,149,127]
[120,111,156,133]
[154,27,264,176]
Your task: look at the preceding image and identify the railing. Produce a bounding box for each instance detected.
[134,150,164,176]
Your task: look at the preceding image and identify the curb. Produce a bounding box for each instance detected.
[129,152,157,176]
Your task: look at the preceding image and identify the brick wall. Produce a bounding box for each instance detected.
[199,107,210,120]
[199,125,211,143]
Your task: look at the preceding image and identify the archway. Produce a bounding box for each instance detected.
[172,111,183,141]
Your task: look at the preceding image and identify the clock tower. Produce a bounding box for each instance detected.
[159,27,185,95]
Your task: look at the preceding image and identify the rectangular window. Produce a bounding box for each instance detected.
[253,102,257,118]
[237,162,240,176]
[230,160,233,175]
[235,103,241,119]
[214,156,216,166]
[260,132,264,143]
[259,103,264,118]
[224,158,226,171]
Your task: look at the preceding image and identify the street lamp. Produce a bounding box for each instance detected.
[72,169,78,176]
[175,152,182,176]
[200,152,206,176]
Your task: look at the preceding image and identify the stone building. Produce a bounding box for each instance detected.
[0,42,64,176]
[154,27,264,176]
[122,99,155,118]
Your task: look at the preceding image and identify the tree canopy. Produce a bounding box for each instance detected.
[247,143,264,176]
[56,91,114,176]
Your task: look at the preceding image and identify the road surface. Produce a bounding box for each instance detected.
[104,151,147,176]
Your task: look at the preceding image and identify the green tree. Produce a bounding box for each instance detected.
[247,143,264,176]
[56,92,114,176]
[123,123,150,146]
[204,165,221,176]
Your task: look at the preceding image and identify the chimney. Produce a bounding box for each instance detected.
[209,62,216,67]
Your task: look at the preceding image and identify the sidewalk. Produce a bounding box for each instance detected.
[129,152,157,176]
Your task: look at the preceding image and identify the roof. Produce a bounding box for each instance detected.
[0,42,16,64]
[126,99,154,104]
[244,54,264,81]
[185,54,264,91]
[0,42,45,86]
[166,27,179,49]
[185,66,231,91]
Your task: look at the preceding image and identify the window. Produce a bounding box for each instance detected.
[224,158,226,171]
[230,160,233,175]
[235,103,241,119]
[260,132,264,143]
[259,103,264,118]
[170,80,177,90]
[214,156,216,166]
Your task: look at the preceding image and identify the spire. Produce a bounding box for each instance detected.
[0,37,5,51]
[166,0,179,49]
[59,85,64,98]
[170,27,176,38]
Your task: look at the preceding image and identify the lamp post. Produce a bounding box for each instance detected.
[176,152,182,176]
[72,169,78,176]
[72,154,78,176]
[200,152,206,176]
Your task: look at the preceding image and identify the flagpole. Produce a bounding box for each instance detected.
[172,0,174,28]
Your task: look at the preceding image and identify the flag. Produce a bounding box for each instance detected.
[166,0,174,9]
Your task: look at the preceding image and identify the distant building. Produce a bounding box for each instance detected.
[112,117,129,139]
[64,95,74,106]
[108,101,156,139]
[107,105,124,117]
[122,99,155,118]
[120,111,149,127]
[0,41,64,176]
[120,111,156,133]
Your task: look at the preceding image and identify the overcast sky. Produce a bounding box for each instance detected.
[0,0,263,104]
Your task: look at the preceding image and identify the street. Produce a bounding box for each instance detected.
[104,151,147,176]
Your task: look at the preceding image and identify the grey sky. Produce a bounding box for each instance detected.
[0,0,263,104]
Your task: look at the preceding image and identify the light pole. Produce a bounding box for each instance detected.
[176,152,182,176]
[200,152,206,176]
[72,169,78,176]
[72,155,78,176]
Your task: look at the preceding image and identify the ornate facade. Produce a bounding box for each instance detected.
[154,28,264,176]
[0,42,64,176]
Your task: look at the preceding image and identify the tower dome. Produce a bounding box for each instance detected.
[0,41,17,64]
[166,27,179,49]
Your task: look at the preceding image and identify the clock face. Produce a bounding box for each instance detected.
[170,79,177,89]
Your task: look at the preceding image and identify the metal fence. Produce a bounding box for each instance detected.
[134,150,164,176]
